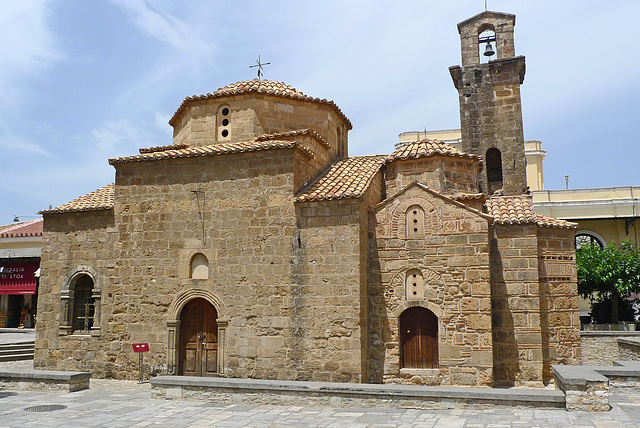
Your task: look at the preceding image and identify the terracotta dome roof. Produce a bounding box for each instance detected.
[386,139,480,164]
[169,79,352,129]
[213,79,305,97]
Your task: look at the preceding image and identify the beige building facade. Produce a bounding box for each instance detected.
[35,11,581,387]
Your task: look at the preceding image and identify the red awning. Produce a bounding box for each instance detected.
[0,262,38,295]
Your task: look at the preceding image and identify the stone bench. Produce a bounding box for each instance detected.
[0,369,91,392]
[150,376,565,409]
[552,361,640,411]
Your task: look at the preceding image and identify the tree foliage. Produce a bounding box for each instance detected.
[576,240,640,299]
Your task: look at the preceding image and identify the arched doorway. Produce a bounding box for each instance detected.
[400,307,438,369]
[179,298,218,376]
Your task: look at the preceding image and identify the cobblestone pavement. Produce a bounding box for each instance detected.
[1,360,639,427]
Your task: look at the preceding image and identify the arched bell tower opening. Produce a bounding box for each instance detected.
[449,11,527,195]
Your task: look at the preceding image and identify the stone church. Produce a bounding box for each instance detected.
[35,11,581,387]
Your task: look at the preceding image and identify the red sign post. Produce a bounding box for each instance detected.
[132,343,149,382]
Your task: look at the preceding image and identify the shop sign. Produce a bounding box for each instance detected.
[0,262,38,294]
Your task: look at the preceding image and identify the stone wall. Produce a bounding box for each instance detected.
[581,332,640,365]
[369,185,493,386]
[490,223,542,386]
[384,157,479,198]
[35,209,117,373]
[171,93,349,159]
[37,149,369,381]
[537,226,582,381]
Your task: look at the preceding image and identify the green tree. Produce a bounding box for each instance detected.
[576,240,640,324]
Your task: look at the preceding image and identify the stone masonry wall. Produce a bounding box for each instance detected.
[581,332,640,365]
[384,157,479,199]
[35,210,117,373]
[172,94,349,159]
[537,226,581,382]
[490,223,543,386]
[38,149,366,382]
[369,186,493,386]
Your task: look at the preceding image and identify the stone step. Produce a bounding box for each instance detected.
[0,342,35,361]
[0,353,34,362]
[0,348,33,356]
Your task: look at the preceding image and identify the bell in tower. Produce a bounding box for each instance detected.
[449,11,527,196]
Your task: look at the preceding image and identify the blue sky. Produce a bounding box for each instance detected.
[1,0,639,225]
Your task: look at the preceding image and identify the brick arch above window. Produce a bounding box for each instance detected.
[389,197,440,239]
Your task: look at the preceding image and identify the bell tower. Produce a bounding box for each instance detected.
[449,11,527,195]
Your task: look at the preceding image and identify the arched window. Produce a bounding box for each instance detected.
[59,266,101,336]
[72,275,95,332]
[486,147,503,193]
[400,307,438,369]
[406,205,424,238]
[575,232,605,250]
[405,269,424,300]
[217,105,231,141]
[190,253,209,279]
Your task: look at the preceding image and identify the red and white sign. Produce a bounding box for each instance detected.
[132,343,149,353]
[0,262,39,295]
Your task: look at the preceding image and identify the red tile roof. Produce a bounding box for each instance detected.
[139,144,189,154]
[486,195,576,228]
[40,184,115,214]
[109,140,314,165]
[0,219,43,238]
[169,79,352,129]
[295,156,386,202]
[386,139,480,164]
[255,129,330,149]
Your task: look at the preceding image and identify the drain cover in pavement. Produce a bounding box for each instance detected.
[24,404,67,413]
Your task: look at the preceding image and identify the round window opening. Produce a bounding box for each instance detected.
[222,118,229,126]
[221,129,229,137]
[222,107,230,115]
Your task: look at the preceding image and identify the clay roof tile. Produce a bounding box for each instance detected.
[295,155,386,202]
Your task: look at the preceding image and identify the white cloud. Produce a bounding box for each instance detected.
[91,119,151,154]
[0,0,62,107]
[109,0,212,55]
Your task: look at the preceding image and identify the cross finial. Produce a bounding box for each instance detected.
[249,55,271,80]
[485,0,488,11]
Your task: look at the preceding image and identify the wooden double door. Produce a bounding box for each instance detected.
[400,307,438,369]
[179,298,218,376]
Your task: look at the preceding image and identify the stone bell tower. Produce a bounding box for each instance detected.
[449,11,527,195]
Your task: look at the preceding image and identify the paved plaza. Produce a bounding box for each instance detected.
[0,334,639,428]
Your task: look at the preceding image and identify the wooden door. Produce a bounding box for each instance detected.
[400,307,438,369]
[179,298,218,376]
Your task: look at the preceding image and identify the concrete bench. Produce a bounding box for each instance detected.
[0,369,91,392]
[150,376,565,410]
[552,361,640,411]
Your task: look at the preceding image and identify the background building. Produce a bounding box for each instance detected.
[0,219,42,328]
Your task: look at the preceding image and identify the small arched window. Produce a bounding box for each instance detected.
[406,205,424,238]
[486,147,503,193]
[72,275,95,332]
[190,253,209,279]
[405,269,424,300]
[217,105,231,141]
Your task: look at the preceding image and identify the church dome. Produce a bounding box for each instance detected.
[169,79,351,129]
[212,79,306,98]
